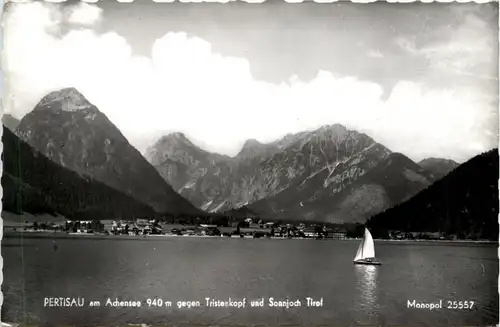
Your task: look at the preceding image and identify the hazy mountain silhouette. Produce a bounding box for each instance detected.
[418,157,459,180]
[2,114,20,132]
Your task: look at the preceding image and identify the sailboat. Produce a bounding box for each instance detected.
[353,228,381,265]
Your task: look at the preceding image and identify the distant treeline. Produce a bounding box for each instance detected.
[2,126,158,220]
[367,149,498,240]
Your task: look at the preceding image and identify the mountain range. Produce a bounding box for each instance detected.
[3,87,482,226]
[246,152,435,223]
[145,124,458,223]
[367,149,498,240]
[13,88,201,217]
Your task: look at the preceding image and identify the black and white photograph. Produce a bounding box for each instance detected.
[1,0,498,326]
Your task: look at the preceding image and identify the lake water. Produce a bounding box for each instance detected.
[2,236,498,326]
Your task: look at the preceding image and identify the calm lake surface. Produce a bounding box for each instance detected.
[2,236,498,326]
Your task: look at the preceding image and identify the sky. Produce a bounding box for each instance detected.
[2,0,498,162]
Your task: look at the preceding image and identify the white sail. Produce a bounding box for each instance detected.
[362,228,376,259]
[354,228,376,261]
[353,237,364,261]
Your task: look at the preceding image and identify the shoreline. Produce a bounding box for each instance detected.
[374,238,497,244]
[1,231,497,244]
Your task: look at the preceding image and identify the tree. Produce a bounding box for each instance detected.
[91,219,103,233]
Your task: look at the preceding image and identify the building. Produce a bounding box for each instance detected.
[419,232,445,239]
[331,231,346,239]
[136,219,149,226]
[303,228,317,238]
[66,220,104,233]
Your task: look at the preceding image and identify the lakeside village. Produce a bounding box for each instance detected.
[18,218,337,239]
[11,216,453,241]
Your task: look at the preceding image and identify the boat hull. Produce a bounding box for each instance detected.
[353,260,381,266]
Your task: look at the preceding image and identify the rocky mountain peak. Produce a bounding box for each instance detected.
[237,138,263,154]
[15,88,200,215]
[36,87,93,113]
[315,124,349,139]
[274,132,308,149]
[274,124,353,149]
[149,131,238,161]
[236,138,280,160]
[242,138,262,148]
[321,123,347,133]
[161,132,192,144]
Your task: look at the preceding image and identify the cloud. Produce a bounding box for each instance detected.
[2,2,497,162]
[66,2,102,26]
[395,11,497,81]
[367,50,384,58]
[394,36,417,54]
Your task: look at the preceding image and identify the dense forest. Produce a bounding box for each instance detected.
[367,149,499,240]
[2,126,159,220]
